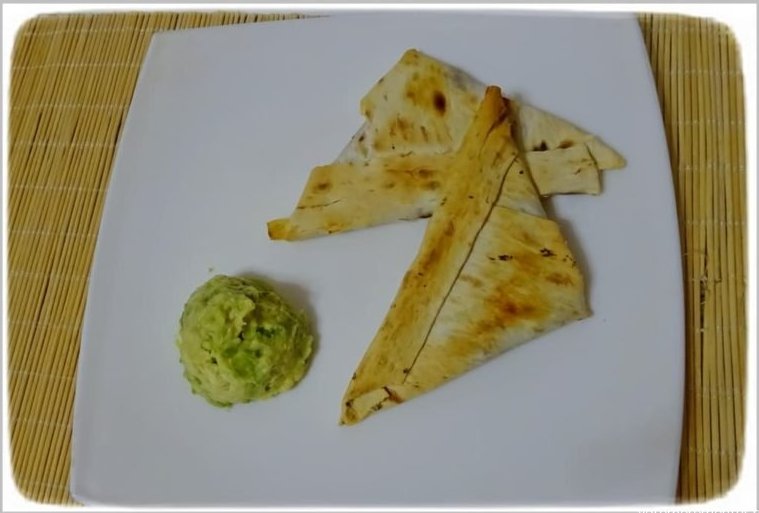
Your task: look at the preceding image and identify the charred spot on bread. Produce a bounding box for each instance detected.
[432,90,447,114]
[383,386,403,404]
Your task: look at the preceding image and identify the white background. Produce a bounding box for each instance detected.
[2,3,756,512]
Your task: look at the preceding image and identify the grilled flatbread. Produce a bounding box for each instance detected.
[266,144,589,240]
[336,49,484,162]
[341,86,523,424]
[341,206,588,424]
[269,49,624,241]
[336,49,625,171]
[341,94,588,425]
[515,101,625,171]
[526,144,601,196]
[337,49,625,174]
[267,154,451,240]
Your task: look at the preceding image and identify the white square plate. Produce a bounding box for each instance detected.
[72,12,683,507]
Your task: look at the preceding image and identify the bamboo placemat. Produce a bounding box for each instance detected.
[7,12,746,505]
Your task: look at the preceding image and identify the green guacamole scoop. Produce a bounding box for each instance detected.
[176,275,314,407]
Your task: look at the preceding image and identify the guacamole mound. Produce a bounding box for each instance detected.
[176,275,313,407]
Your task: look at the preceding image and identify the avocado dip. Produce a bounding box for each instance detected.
[176,275,313,407]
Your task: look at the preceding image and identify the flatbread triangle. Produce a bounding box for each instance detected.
[341,88,588,424]
[268,49,624,241]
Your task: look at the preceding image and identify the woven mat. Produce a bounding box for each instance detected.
[7,12,746,505]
